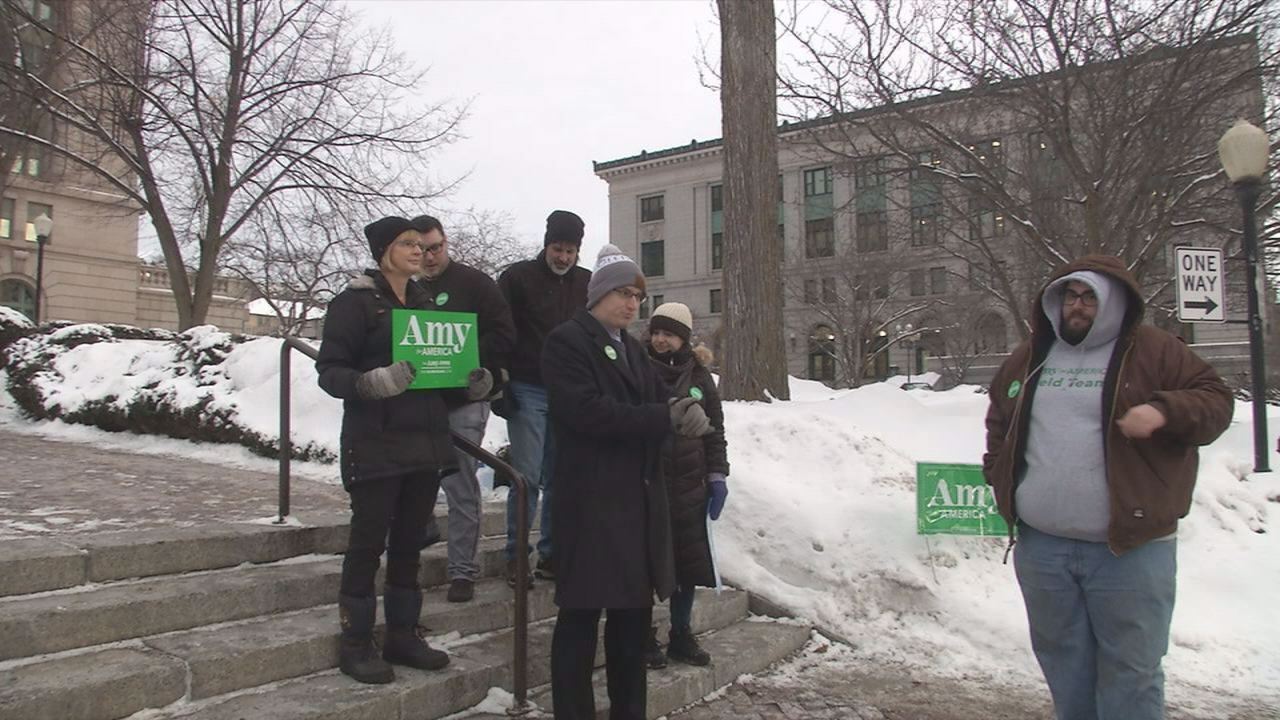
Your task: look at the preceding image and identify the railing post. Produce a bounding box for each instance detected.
[276,340,293,524]
[511,466,530,715]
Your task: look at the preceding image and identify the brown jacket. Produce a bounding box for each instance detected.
[983,255,1233,554]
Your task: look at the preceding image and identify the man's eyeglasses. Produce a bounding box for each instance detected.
[612,287,646,302]
[1063,289,1098,307]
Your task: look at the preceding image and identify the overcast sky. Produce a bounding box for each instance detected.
[350,0,726,266]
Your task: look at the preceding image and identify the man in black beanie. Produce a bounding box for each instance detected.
[495,210,591,587]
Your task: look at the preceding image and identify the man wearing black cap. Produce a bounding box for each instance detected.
[495,210,591,586]
[410,214,516,603]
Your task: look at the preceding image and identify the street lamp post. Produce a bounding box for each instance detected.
[1218,119,1271,473]
[31,213,53,324]
[896,322,916,383]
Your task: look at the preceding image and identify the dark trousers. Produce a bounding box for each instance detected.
[551,606,652,720]
[669,585,696,635]
[340,472,440,597]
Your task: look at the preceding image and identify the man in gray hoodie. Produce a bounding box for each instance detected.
[984,256,1232,720]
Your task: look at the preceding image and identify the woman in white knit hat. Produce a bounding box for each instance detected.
[642,302,729,669]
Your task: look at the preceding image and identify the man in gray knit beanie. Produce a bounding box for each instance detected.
[586,244,645,308]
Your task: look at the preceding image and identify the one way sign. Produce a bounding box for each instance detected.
[1175,247,1225,323]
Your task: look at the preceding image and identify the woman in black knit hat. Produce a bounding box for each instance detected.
[315,216,456,684]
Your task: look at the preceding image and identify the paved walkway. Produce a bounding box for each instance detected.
[0,425,350,538]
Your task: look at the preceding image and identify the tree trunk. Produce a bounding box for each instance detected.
[718,0,789,401]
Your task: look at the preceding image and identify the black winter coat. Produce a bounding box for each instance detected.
[316,271,456,489]
[649,345,729,588]
[415,260,516,408]
[498,251,590,386]
[542,309,676,608]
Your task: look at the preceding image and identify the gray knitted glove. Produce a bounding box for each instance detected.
[668,397,713,437]
[465,367,494,401]
[355,360,416,399]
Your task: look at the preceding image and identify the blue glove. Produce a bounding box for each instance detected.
[707,473,728,521]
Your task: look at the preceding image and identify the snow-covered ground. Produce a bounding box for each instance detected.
[1,321,1276,711]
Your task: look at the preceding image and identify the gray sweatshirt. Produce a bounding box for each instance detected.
[1015,270,1128,542]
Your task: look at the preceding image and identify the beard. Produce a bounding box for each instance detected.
[1061,313,1092,345]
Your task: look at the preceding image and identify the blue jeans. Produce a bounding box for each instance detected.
[505,381,554,561]
[1014,523,1176,720]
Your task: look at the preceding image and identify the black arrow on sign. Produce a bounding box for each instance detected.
[1183,297,1219,314]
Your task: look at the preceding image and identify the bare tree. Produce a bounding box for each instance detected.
[779,0,1279,338]
[443,208,537,278]
[219,199,363,336]
[1,0,462,329]
[920,295,1011,387]
[786,248,932,386]
[719,0,789,401]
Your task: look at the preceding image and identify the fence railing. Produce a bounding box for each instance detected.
[278,338,533,714]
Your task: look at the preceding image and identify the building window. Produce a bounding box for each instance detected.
[709,288,722,314]
[910,269,927,297]
[0,198,13,239]
[805,217,834,258]
[640,239,664,277]
[822,277,837,304]
[24,202,52,243]
[856,211,888,252]
[854,157,886,191]
[804,167,832,197]
[808,325,837,383]
[909,150,942,246]
[651,293,664,312]
[968,197,1005,241]
[711,185,722,213]
[930,266,948,294]
[712,232,723,270]
[0,279,36,321]
[804,278,818,305]
[967,138,1004,173]
[640,194,665,223]
[16,1,54,71]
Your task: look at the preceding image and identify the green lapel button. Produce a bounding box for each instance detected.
[605,345,618,361]
[1007,380,1022,399]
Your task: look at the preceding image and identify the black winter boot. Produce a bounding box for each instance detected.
[382,586,450,670]
[667,628,711,666]
[338,594,394,684]
[645,625,667,669]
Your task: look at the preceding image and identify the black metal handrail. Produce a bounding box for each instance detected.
[279,337,533,715]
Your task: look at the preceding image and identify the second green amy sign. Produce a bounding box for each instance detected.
[390,309,479,389]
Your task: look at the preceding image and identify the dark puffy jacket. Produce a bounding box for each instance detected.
[316,270,456,489]
[415,259,516,408]
[498,251,590,385]
[983,255,1233,554]
[649,344,729,588]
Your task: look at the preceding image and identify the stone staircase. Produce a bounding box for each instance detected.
[0,502,811,720]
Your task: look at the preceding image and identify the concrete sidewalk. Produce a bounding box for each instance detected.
[0,426,350,538]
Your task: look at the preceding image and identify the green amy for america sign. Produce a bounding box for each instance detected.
[391,309,479,389]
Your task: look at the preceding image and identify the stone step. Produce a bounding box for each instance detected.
[136,589,752,720]
[0,535,516,661]
[469,618,814,720]
[0,500,512,598]
[0,576,558,720]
